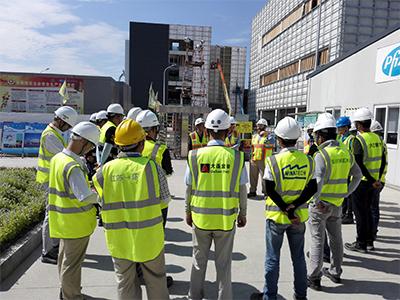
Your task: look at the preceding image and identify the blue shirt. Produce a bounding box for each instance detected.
[184,139,249,185]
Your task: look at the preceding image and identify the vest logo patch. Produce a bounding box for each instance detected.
[281,164,307,180]
[200,163,231,173]
[201,164,210,173]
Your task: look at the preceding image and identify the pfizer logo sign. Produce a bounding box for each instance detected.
[376,42,400,83]
[382,46,400,77]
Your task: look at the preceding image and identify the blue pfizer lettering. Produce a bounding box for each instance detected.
[382,46,400,77]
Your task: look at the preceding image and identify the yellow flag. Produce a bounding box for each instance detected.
[59,80,69,104]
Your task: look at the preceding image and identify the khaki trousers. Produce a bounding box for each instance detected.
[112,250,169,300]
[189,226,236,300]
[58,236,90,300]
[249,159,266,194]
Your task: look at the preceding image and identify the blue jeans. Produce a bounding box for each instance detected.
[263,220,307,300]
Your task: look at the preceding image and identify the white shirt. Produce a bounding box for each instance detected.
[44,124,65,155]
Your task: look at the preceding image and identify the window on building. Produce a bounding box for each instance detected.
[171,42,180,51]
[300,55,315,72]
[319,48,330,65]
[325,107,341,120]
[374,105,400,146]
[280,62,299,80]
[260,70,279,87]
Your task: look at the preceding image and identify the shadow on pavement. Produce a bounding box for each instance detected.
[379,206,400,213]
[379,201,396,206]
[172,196,185,201]
[83,294,111,300]
[165,228,192,242]
[0,246,41,291]
[82,254,114,272]
[343,253,400,275]
[322,279,400,299]
[165,243,247,261]
[248,195,265,201]
[377,221,400,229]
[169,280,260,300]
[166,264,185,274]
[167,217,184,222]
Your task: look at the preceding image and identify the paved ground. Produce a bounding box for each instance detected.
[1,159,399,299]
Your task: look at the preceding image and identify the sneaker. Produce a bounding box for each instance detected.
[247,192,257,198]
[344,241,367,253]
[322,267,341,283]
[367,241,375,251]
[307,278,321,291]
[293,294,307,300]
[341,216,354,224]
[306,251,330,263]
[250,292,263,300]
[167,276,173,288]
[59,288,63,300]
[41,254,58,265]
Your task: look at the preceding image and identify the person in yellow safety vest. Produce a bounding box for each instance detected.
[97,103,125,166]
[225,116,241,150]
[36,106,78,265]
[304,123,318,156]
[48,121,100,300]
[345,107,386,253]
[370,120,388,241]
[189,117,208,151]
[251,117,317,300]
[185,108,248,300]
[95,110,108,128]
[248,118,274,198]
[307,113,362,291]
[93,119,170,300]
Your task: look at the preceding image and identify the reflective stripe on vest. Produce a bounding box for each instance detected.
[142,140,167,166]
[48,153,96,239]
[190,131,208,149]
[36,125,66,184]
[356,132,384,181]
[252,134,272,161]
[99,121,116,145]
[318,145,353,206]
[92,156,164,263]
[188,146,244,231]
[265,149,313,224]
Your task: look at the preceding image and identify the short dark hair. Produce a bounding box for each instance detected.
[207,129,228,140]
[277,137,297,147]
[356,120,371,130]
[316,128,337,142]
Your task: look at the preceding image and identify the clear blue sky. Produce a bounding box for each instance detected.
[0,0,267,86]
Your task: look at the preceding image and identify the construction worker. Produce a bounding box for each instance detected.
[93,119,169,300]
[95,110,108,128]
[225,116,241,150]
[251,117,317,300]
[48,121,100,300]
[345,107,386,253]
[307,113,362,291]
[89,113,97,124]
[37,106,78,265]
[185,108,248,300]
[98,103,124,165]
[248,118,274,197]
[370,120,388,240]
[127,106,143,121]
[304,123,318,156]
[189,117,208,151]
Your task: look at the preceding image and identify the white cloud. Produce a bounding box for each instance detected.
[222,37,249,45]
[0,0,126,78]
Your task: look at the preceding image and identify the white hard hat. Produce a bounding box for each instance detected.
[89,113,97,122]
[71,121,100,145]
[350,122,357,132]
[229,116,237,125]
[370,120,383,132]
[195,118,205,126]
[314,113,337,132]
[136,110,160,128]
[205,109,230,132]
[351,107,373,122]
[54,106,78,127]
[127,107,143,121]
[96,110,108,121]
[107,103,124,115]
[306,123,315,130]
[274,117,301,140]
[257,118,268,126]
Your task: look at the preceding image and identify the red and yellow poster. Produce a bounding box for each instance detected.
[0,74,84,113]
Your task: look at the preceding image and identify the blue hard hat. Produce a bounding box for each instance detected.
[336,116,351,128]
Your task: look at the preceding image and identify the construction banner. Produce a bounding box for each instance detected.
[236,121,253,134]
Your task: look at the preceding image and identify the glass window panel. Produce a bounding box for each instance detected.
[387,107,399,145]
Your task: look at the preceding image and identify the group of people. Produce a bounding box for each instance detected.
[36,103,387,300]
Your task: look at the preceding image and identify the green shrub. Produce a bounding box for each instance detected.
[0,168,46,252]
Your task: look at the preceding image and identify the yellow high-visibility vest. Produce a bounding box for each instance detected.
[356,132,384,181]
[225,132,240,148]
[265,149,313,224]
[36,125,66,184]
[93,154,164,262]
[48,152,96,238]
[252,134,273,161]
[190,131,208,149]
[319,144,353,206]
[142,139,167,166]
[99,121,116,146]
[188,146,244,231]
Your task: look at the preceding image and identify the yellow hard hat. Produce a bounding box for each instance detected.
[115,119,145,146]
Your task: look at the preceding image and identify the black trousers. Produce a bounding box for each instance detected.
[352,181,375,247]
[341,195,353,217]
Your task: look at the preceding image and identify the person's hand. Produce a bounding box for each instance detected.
[285,204,295,212]
[186,212,193,227]
[316,201,328,213]
[237,215,247,228]
[372,180,383,189]
[289,215,300,225]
